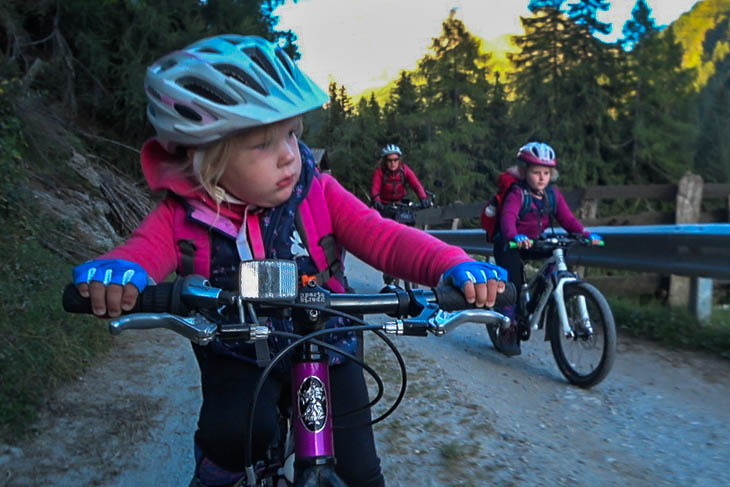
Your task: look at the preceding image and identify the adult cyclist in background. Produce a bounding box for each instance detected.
[371,144,432,212]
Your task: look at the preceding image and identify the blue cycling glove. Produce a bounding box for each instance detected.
[73,259,149,292]
[443,261,507,290]
[514,234,529,243]
[588,233,603,242]
[588,233,604,245]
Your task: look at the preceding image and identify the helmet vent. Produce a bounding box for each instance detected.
[243,46,282,87]
[197,47,222,55]
[159,59,177,72]
[214,63,267,96]
[275,48,294,78]
[174,104,203,122]
[177,77,235,105]
[147,86,162,101]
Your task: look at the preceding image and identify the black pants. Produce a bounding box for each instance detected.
[493,235,525,290]
[493,235,553,285]
[192,344,385,487]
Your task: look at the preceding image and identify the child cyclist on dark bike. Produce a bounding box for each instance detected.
[71,35,507,487]
[493,142,603,357]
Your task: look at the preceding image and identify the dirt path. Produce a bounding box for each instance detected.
[3,255,729,486]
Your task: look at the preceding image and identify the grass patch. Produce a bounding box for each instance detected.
[0,106,112,442]
[609,296,730,358]
[0,218,113,442]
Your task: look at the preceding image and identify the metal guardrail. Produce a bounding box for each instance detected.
[427,224,730,279]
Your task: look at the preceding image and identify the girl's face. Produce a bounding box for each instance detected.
[219,118,302,208]
[525,165,552,193]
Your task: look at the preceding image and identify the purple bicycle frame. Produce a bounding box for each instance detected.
[291,359,335,460]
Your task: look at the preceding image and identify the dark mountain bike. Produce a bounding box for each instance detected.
[488,234,616,388]
[377,193,436,289]
[64,260,515,486]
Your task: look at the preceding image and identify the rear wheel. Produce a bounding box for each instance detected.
[548,282,616,388]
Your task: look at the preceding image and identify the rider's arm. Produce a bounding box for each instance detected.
[99,197,179,283]
[499,187,524,242]
[552,187,588,236]
[402,164,428,200]
[370,167,383,203]
[322,175,471,287]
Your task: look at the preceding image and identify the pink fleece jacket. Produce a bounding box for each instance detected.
[102,139,471,287]
[500,183,587,241]
[371,162,427,203]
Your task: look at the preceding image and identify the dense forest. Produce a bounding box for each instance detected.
[2,0,729,206]
[307,0,730,203]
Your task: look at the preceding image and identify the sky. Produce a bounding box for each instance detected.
[274,0,701,95]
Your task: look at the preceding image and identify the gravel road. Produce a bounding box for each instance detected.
[3,255,728,487]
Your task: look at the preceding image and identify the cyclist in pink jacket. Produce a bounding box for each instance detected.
[371,144,432,211]
[71,35,507,487]
[493,142,602,356]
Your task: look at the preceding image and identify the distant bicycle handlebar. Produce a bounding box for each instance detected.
[508,234,605,250]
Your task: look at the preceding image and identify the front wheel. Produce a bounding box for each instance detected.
[486,323,502,353]
[547,282,616,388]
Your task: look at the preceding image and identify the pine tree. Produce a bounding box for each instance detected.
[567,0,611,35]
[483,72,518,175]
[383,71,424,157]
[621,0,655,51]
[618,2,697,182]
[695,62,730,182]
[510,3,616,187]
[414,11,493,202]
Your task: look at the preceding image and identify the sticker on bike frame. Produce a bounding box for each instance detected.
[298,376,328,433]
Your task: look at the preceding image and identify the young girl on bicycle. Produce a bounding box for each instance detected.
[493,142,602,356]
[72,35,507,487]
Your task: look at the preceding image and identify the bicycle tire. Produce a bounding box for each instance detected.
[547,281,616,388]
[485,323,503,353]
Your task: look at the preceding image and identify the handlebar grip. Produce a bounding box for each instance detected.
[62,282,179,315]
[433,282,516,311]
[508,240,534,249]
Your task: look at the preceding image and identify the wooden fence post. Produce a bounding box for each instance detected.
[578,199,598,221]
[669,172,703,308]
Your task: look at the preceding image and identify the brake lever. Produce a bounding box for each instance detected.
[382,289,438,336]
[109,313,219,345]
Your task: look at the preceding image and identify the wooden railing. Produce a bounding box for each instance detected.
[417,172,730,228]
[416,172,730,320]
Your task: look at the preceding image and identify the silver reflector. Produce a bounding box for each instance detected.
[238,260,298,301]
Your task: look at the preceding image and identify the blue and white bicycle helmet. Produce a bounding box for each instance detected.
[381,144,402,158]
[145,34,329,149]
[517,142,557,167]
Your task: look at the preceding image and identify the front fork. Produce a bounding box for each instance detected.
[548,248,592,339]
[552,277,579,338]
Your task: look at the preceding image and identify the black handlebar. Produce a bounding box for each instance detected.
[63,280,516,317]
[62,281,184,315]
